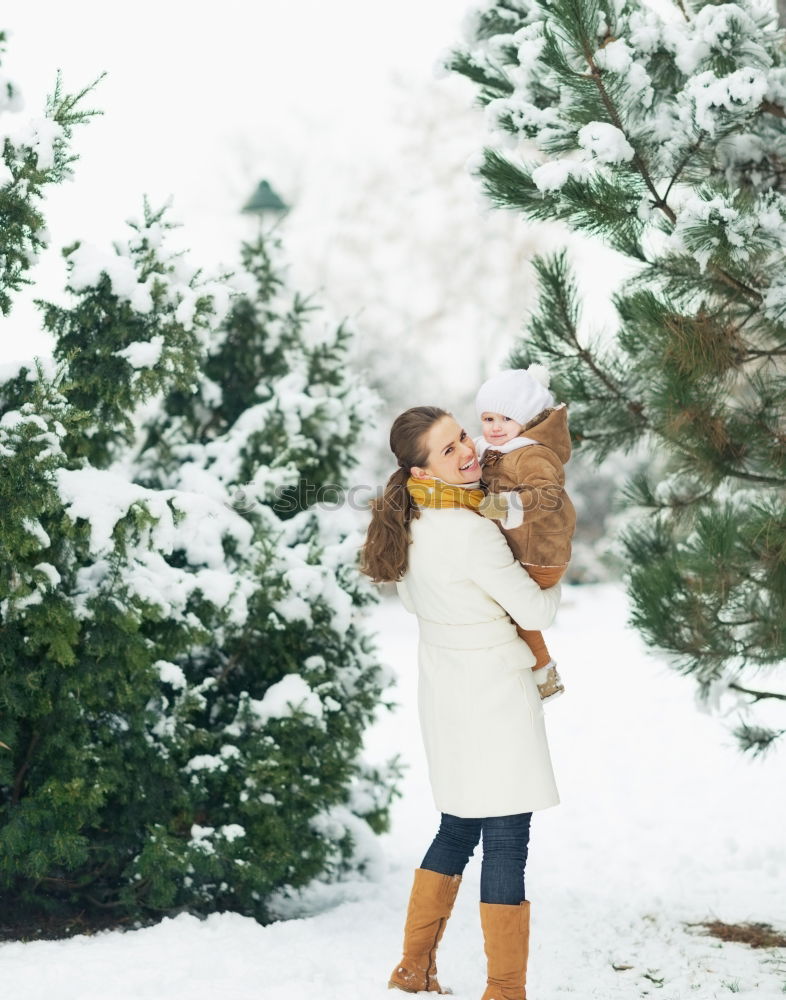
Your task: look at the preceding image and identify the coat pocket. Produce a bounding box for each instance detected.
[517,667,544,724]
[497,641,540,723]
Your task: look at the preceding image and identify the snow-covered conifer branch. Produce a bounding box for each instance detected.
[452,0,786,752]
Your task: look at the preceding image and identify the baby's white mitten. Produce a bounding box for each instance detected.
[478,491,524,529]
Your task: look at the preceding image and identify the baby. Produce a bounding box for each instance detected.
[474,365,576,702]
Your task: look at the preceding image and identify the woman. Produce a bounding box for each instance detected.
[360,406,562,1000]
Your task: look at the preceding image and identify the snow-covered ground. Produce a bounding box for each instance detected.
[3,583,785,999]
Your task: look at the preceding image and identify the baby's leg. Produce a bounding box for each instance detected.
[516,565,566,671]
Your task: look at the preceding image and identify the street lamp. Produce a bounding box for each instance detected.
[241,179,289,230]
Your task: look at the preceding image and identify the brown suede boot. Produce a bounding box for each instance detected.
[388,867,462,994]
[478,899,531,1000]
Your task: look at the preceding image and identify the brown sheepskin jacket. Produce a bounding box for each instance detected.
[479,404,576,568]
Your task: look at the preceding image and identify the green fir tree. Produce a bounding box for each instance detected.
[449,0,786,753]
[0,30,105,316]
[0,35,401,932]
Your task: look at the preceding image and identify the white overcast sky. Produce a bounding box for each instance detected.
[1,0,476,360]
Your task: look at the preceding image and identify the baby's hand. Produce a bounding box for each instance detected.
[478,491,524,529]
[478,493,511,522]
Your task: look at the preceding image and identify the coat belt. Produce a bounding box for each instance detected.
[416,615,518,650]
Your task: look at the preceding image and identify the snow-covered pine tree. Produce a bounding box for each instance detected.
[449,0,786,752]
[1,201,402,929]
[0,199,230,926]
[120,219,403,921]
[0,30,104,316]
[0,32,401,929]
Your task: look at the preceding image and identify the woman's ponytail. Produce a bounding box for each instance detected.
[358,406,448,584]
[359,466,418,583]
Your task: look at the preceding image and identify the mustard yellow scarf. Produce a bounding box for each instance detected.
[406,475,485,513]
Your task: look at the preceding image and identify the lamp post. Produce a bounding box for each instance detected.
[241,179,289,232]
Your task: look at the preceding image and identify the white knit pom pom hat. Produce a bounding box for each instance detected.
[475,364,555,427]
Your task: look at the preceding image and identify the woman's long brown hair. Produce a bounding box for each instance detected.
[359,406,449,583]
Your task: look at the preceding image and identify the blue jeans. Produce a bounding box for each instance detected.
[420,811,532,904]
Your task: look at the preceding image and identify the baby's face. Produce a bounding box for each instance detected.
[480,411,524,447]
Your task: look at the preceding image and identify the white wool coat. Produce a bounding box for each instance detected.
[397,507,561,819]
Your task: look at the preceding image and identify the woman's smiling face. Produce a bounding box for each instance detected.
[410,415,481,484]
